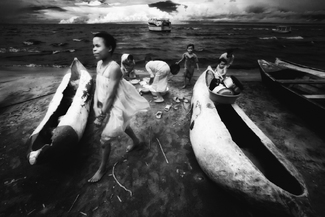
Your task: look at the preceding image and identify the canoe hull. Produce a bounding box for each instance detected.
[258,59,325,124]
[26,58,93,165]
[275,58,325,78]
[189,68,311,216]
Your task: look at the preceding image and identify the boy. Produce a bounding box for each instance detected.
[176,44,199,88]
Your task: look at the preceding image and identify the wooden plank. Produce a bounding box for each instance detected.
[275,58,325,78]
[277,79,325,84]
[302,94,325,99]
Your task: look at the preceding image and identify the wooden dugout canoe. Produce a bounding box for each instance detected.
[26,58,93,165]
[258,59,325,124]
[275,58,325,78]
[189,68,313,216]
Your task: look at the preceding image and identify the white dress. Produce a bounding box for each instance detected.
[213,65,227,78]
[93,60,150,139]
[145,60,170,93]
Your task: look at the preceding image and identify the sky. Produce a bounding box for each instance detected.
[0,0,325,24]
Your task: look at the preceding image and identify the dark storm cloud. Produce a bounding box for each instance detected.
[148,0,181,13]
[20,6,66,13]
[245,5,266,14]
[300,12,325,21]
[1,0,325,23]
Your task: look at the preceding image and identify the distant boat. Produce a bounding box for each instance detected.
[148,18,171,32]
[272,25,291,34]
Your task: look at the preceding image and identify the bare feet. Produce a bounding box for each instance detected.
[88,169,106,183]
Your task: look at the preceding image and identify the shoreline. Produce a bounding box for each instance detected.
[1,66,325,216]
[0,66,260,109]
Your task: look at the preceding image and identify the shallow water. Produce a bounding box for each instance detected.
[0,23,325,70]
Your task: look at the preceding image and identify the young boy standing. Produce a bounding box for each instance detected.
[176,44,200,88]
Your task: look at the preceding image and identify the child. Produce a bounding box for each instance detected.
[145,55,180,103]
[210,58,228,91]
[210,58,243,95]
[120,53,136,80]
[176,44,200,88]
[90,31,150,183]
[214,58,228,78]
[219,49,234,68]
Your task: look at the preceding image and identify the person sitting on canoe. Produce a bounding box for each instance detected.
[89,31,150,183]
[210,58,242,95]
[176,44,200,89]
[213,58,228,79]
[219,49,234,69]
[145,55,180,103]
[120,53,137,80]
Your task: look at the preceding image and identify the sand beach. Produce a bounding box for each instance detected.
[1,65,325,217]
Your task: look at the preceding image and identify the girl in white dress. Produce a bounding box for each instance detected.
[89,32,150,183]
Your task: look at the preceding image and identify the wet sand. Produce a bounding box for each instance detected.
[0,66,325,217]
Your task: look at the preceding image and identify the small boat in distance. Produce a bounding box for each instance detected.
[272,25,291,33]
[148,18,171,32]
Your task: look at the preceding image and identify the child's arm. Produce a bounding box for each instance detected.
[145,63,155,85]
[176,53,185,64]
[228,55,234,67]
[195,54,199,71]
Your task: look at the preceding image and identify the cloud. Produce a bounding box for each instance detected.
[245,5,267,14]
[1,0,325,23]
[75,0,102,7]
[148,0,181,12]
[58,4,173,23]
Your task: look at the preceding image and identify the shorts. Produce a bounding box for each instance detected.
[184,68,195,79]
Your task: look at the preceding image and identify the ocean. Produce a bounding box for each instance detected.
[0,22,325,70]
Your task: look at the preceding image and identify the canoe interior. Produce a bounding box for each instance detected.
[204,69,242,104]
[32,79,79,151]
[268,68,325,106]
[215,104,304,196]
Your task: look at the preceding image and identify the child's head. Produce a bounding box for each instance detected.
[169,63,180,75]
[218,58,227,69]
[226,49,233,57]
[144,55,152,64]
[127,54,134,62]
[93,31,116,60]
[187,44,194,54]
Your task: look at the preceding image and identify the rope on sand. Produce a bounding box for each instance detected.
[0,92,55,110]
[156,138,169,163]
[112,162,133,197]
